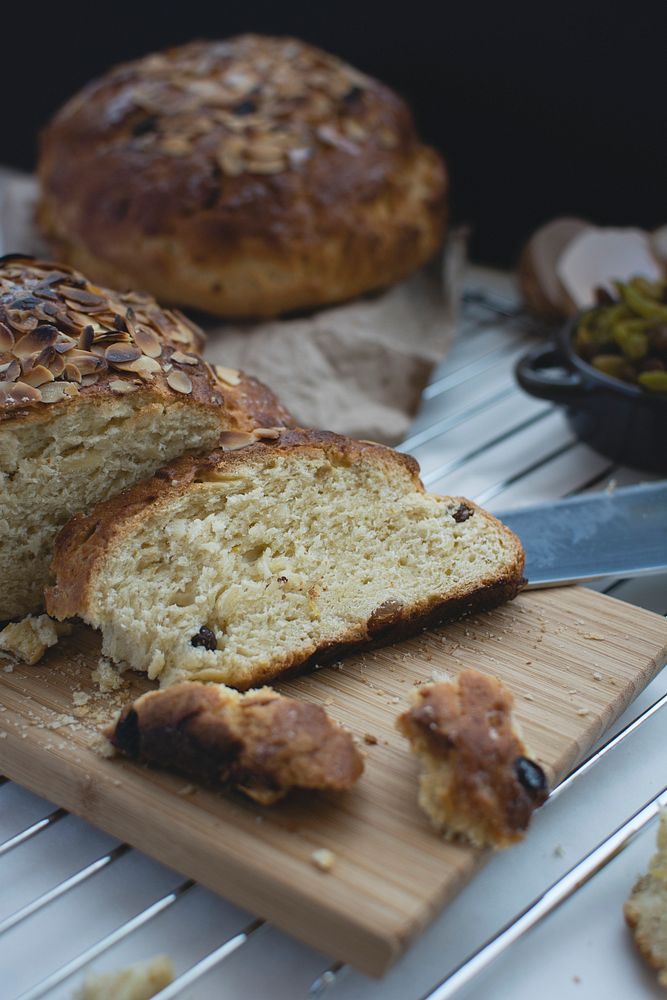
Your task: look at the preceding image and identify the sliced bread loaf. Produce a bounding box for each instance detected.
[0,256,290,620]
[47,430,525,690]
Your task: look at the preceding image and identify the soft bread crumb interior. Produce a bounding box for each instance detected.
[0,397,222,619]
[86,450,519,688]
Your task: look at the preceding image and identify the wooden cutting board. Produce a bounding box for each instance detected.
[1,586,666,976]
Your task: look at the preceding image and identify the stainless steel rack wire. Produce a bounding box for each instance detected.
[2,274,665,1000]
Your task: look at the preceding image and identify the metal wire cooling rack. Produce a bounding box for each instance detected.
[1,274,665,1000]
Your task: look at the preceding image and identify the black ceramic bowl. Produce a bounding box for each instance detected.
[516,320,667,472]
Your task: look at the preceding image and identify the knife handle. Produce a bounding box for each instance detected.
[516,344,585,402]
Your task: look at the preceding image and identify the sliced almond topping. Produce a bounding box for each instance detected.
[66,350,106,376]
[134,325,163,358]
[219,430,256,451]
[253,427,282,440]
[215,365,241,386]
[63,362,82,383]
[60,286,106,307]
[171,350,198,366]
[22,365,54,387]
[78,325,94,351]
[109,379,138,394]
[13,324,59,358]
[0,322,15,351]
[40,382,79,403]
[113,355,161,377]
[166,370,193,394]
[166,327,192,345]
[105,344,141,364]
[0,359,21,382]
[0,380,42,404]
[80,373,100,387]
[46,353,66,377]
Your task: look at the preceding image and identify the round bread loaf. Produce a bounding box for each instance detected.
[37,35,447,318]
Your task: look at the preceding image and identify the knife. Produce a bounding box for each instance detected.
[494,481,667,588]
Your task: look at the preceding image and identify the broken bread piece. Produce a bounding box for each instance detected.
[397,669,548,848]
[624,810,667,989]
[75,954,174,1000]
[108,681,364,804]
[0,614,71,665]
[47,429,525,690]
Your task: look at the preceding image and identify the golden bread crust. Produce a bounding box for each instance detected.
[0,256,292,428]
[37,36,447,317]
[397,670,548,848]
[108,681,364,803]
[46,429,526,687]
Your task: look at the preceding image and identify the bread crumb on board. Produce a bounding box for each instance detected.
[311,848,336,873]
[75,954,174,1000]
[0,615,71,666]
[92,658,126,693]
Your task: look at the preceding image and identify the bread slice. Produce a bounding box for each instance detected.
[625,810,667,988]
[397,670,548,848]
[108,681,364,804]
[47,429,525,690]
[0,256,290,620]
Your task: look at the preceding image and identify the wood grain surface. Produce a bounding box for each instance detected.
[1,586,666,975]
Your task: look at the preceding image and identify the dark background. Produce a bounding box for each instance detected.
[2,1,664,266]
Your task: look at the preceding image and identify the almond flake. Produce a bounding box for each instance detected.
[166,370,193,394]
[109,380,138,394]
[171,351,198,366]
[215,365,241,386]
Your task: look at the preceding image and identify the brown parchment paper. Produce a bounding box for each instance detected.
[0,170,463,443]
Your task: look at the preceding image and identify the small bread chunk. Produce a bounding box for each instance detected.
[397,670,548,848]
[625,810,667,988]
[108,682,364,804]
[75,955,174,1000]
[0,614,71,665]
[47,430,525,691]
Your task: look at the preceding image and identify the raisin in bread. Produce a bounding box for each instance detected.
[108,681,363,804]
[397,669,548,848]
[47,429,525,689]
[0,256,290,620]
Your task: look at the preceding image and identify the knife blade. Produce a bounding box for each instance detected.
[494,481,667,588]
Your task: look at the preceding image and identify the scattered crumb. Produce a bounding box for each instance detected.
[430,668,450,683]
[75,954,174,1000]
[177,784,196,797]
[553,844,565,857]
[0,732,6,739]
[363,734,378,745]
[576,707,590,717]
[390,696,400,704]
[605,478,617,495]
[73,691,90,707]
[92,658,126,693]
[3,663,14,673]
[0,614,70,666]
[89,733,116,758]
[593,671,603,682]
[524,693,534,701]
[573,974,581,984]
[581,633,605,641]
[311,848,336,873]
